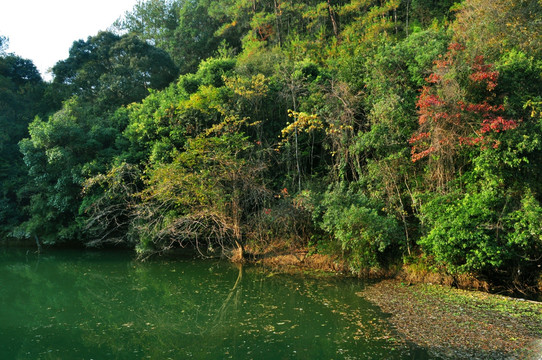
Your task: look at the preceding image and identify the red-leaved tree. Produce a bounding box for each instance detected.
[409,43,517,189]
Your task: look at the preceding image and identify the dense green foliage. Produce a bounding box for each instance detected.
[0,44,51,236]
[2,0,541,291]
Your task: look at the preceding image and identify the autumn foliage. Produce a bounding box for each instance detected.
[409,43,518,168]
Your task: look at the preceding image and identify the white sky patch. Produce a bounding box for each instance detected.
[0,0,139,80]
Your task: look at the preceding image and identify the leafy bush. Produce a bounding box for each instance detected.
[419,174,542,279]
[315,183,403,272]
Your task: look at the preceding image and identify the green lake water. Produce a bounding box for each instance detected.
[0,248,435,359]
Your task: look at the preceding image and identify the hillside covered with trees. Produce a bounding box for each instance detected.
[1,0,541,294]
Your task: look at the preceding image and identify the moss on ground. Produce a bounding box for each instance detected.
[359,280,542,359]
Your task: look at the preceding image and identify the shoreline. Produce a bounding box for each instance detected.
[359,279,542,359]
[2,244,541,358]
[251,251,542,359]
[252,250,542,297]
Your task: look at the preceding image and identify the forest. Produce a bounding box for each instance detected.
[1,0,541,294]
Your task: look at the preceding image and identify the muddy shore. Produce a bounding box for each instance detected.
[359,280,542,359]
[256,252,542,359]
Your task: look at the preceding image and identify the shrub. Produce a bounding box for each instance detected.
[315,183,402,272]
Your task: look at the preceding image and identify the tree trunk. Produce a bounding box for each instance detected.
[327,0,339,38]
[34,235,42,253]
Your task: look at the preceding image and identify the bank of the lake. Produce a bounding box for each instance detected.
[360,280,542,360]
[253,251,542,359]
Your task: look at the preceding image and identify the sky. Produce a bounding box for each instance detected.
[0,0,140,80]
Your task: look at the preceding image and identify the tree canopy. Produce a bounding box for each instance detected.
[2,0,542,293]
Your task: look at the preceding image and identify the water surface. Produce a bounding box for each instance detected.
[0,248,434,359]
